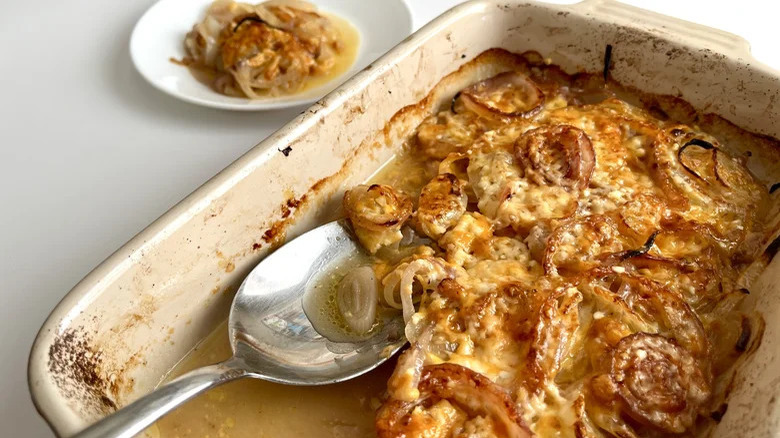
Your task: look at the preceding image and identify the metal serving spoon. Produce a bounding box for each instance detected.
[74,220,406,438]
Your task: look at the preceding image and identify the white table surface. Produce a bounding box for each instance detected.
[2,0,779,435]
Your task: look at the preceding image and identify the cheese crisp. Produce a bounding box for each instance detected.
[341,50,780,438]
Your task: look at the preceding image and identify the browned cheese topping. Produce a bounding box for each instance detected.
[342,50,779,438]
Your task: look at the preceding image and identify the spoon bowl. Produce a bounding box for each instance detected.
[73,221,405,438]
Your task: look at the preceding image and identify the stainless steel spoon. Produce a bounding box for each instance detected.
[74,220,406,438]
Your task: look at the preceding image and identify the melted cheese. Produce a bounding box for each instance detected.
[362,52,778,438]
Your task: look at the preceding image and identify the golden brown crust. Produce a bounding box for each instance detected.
[460,72,545,121]
[349,49,778,438]
[515,125,595,191]
[416,173,469,239]
[594,333,711,433]
[376,364,533,438]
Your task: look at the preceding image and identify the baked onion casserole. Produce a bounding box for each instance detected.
[337,50,780,438]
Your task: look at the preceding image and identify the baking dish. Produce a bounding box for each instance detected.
[28,0,780,436]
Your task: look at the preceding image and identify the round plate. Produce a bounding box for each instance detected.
[130,0,412,111]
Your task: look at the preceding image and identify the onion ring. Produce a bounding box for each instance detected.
[606,333,710,433]
[343,184,412,231]
[515,124,595,191]
[416,173,469,239]
[377,363,533,438]
[460,72,545,121]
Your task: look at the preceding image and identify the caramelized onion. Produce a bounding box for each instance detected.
[677,139,716,182]
[603,333,711,433]
[525,287,582,393]
[343,184,412,231]
[543,215,623,276]
[378,364,532,438]
[460,72,545,121]
[336,266,377,334]
[591,270,710,359]
[618,194,664,239]
[515,124,595,191]
[653,128,764,207]
[232,15,281,32]
[416,173,468,239]
[613,231,659,261]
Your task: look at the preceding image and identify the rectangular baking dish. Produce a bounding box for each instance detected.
[29,0,780,436]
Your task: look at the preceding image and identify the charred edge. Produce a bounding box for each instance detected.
[620,231,659,260]
[770,182,780,193]
[279,146,293,157]
[450,91,461,114]
[710,403,728,422]
[735,318,752,352]
[678,139,715,179]
[100,395,118,410]
[603,44,613,82]
[380,218,400,227]
[262,228,276,243]
[233,16,280,33]
[766,236,780,258]
[48,329,117,413]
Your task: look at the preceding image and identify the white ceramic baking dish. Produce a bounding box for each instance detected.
[29,0,780,436]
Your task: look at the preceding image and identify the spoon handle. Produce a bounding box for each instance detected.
[72,358,249,438]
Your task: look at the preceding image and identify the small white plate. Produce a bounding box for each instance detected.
[130,0,412,111]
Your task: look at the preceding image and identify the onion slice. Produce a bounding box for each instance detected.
[336,266,377,334]
[378,363,533,438]
[677,139,716,182]
[460,72,545,121]
[232,15,282,32]
[594,333,711,433]
[515,124,595,191]
[343,184,413,231]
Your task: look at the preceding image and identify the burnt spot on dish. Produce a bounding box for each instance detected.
[279,146,293,156]
[48,328,117,415]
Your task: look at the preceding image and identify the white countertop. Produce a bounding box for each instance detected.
[2,0,778,435]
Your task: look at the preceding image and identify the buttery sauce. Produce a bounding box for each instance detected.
[296,13,361,94]
[302,251,377,343]
[145,320,392,438]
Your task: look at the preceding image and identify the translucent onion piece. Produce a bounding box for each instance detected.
[336,266,377,334]
[386,327,432,402]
